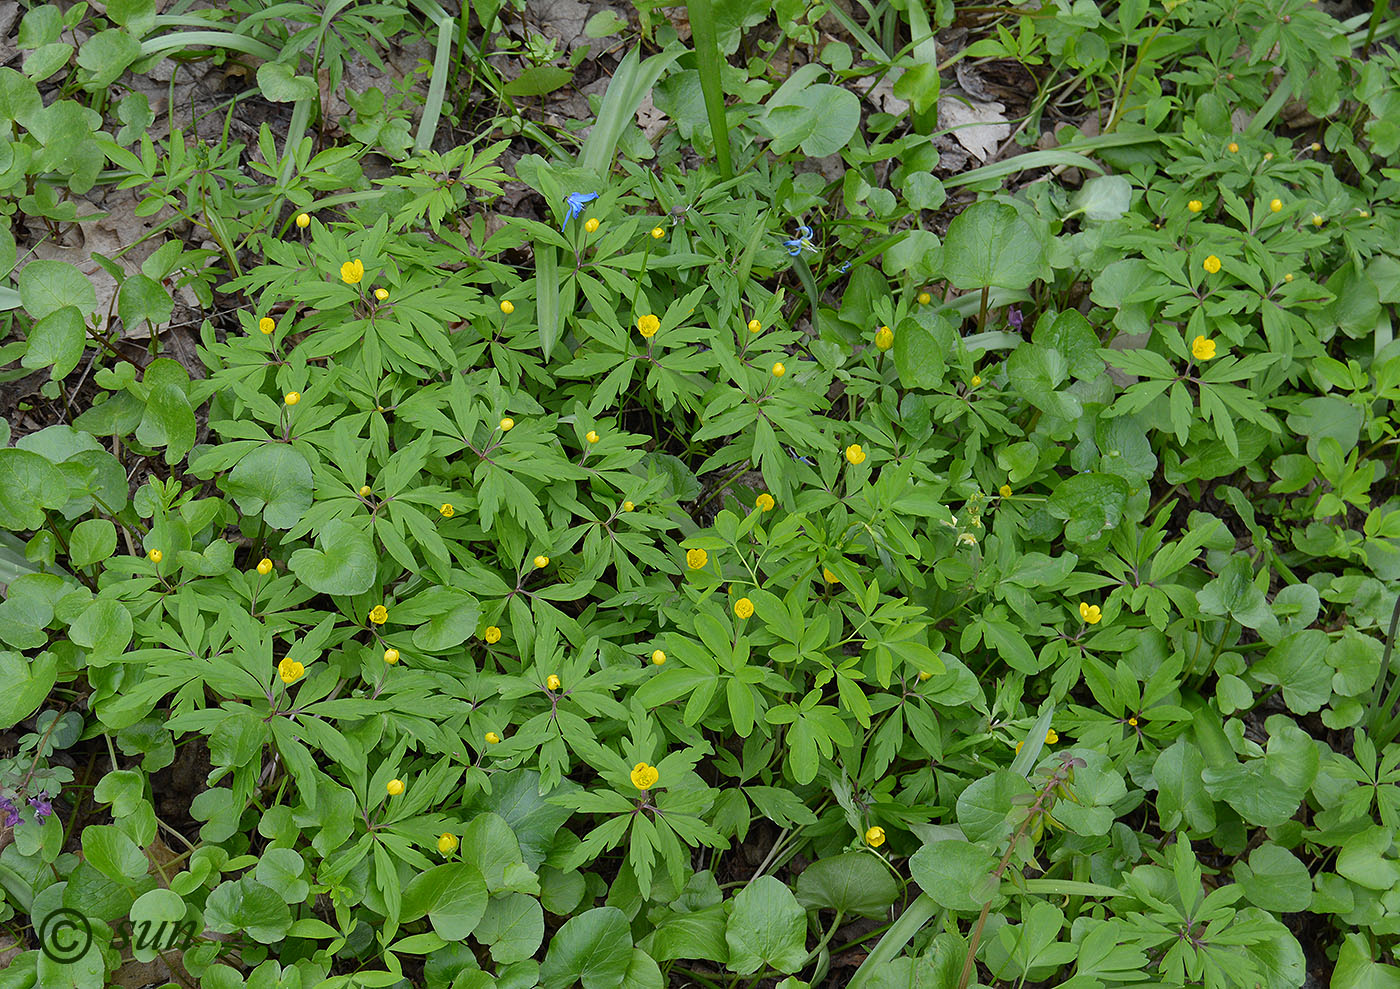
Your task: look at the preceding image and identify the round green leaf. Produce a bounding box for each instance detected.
[909,839,1000,912]
[795,853,899,919]
[724,875,807,975]
[204,876,293,943]
[288,519,377,595]
[21,306,86,379]
[118,274,174,331]
[226,444,313,530]
[69,518,117,567]
[19,259,96,319]
[255,848,310,905]
[476,892,544,963]
[0,448,71,529]
[541,906,633,989]
[940,200,1048,291]
[1234,843,1311,912]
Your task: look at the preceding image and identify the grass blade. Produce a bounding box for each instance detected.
[580,45,682,174]
[139,30,281,60]
[536,245,562,360]
[687,0,733,179]
[847,893,940,989]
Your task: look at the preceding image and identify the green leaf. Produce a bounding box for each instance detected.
[476,892,545,963]
[256,61,318,102]
[82,824,148,883]
[226,444,313,530]
[118,274,173,331]
[204,876,293,943]
[289,519,377,596]
[0,651,57,730]
[134,358,196,465]
[1233,843,1311,912]
[1333,933,1400,989]
[76,29,141,88]
[21,306,86,379]
[401,863,489,941]
[0,448,71,529]
[795,853,899,919]
[411,588,482,652]
[893,311,952,389]
[255,848,310,904]
[19,259,96,319]
[69,518,117,567]
[1249,630,1333,714]
[724,875,808,975]
[541,906,633,989]
[1008,343,1081,420]
[940,200,1048,291]
[1046,472,1129,550]
[288,515,378,593]
[1197,555,1277,632]
[908,839,999,912]
[503,65,573,98]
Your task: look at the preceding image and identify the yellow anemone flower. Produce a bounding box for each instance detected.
[686,548,708,570]
[874,326,894,351]
[734,597,754,619]
[1191,335,1217,361]
[484,626,501,644]
[384,648,400,664]
[1078,602,1102,625]
[651,650,666,665]
[256,558,273,575]
[546,674,561,691]
[438,833,458,854]
[387,779,404,796]
[845,444,867,465]
[369,605,388,625]
[278,657,304,684]
[259,317,275,334]
[637,314,660,338]
[756,493,775,512]
[630,762,659,790]
[865,826,886,848]
[340,259,365,284]
[1203,255,1221,274]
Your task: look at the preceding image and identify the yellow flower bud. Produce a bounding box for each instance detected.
[375,288,389,301]
[651,227,665,239]
[384,648,400,664]
[1203,255,1221,274]
[623,500,635,512]
[438,833,458,854]
[369,605,388,625]
[284,391,301,405]
[756,493,775,512]
[1227,142,1239,153]
[1187,200,1203,213]
[500,300,515,315]
[1000,484,1012,497]
[500,417,515,431]
[823,567,840,584]
[865,826,886,848]
[440,503,455,518]
[874,326,894,351]
[651,650,666,665]
[259,317,275,334]
[1312,213,1324,227]
[359,484,372,497]
[148,549,162,563]
[971,375,982,386]
[484,626,501,644]
[771,362,786,377]
[917,291,931,305]
[748,319,762,333]
[256,558,273,575]
[586,430,600,444]
[917,670,932,681]
[1269,198,1282,212]
[1284,273,1294,282]
[1128,717,1139,727]
[534,555,549,569]
[387,779,404,796]
[546,674,561,691]
[584,218,599,233]
[486,731,501,744]
[295,213,310,228]
[734,597,754,619]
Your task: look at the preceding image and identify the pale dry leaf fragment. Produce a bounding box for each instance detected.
[937,95,1011,163]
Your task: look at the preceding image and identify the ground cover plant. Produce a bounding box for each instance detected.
[3,0,1400,986]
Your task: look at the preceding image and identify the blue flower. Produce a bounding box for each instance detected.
[561,192,599,231]
[783,223,818,257]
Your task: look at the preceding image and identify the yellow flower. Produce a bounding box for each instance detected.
[1269,198,1282,212]
[1312,213,1324,227]
[756,493,775,512]
[734,597,754,619]
[295,213,310,228]
[651,227,665,239]
[546,674,561,691]
[971,374,982,386]
[359,484,372,497]
[340,259,365,284]
[1046,728,1059,745]
[1191,335,1217,361]
[384,648,400,664]
[917,670,932,682]
[500,300,515,315]
[148,549,162,563]
[1227,141,1239,153]
[586,430,600,444]
[486,731,501,744]
[1078,602,1102,625]
[1187,200,1203,213]
[623,500,635,512]
[387,779,404,796]
[534,555,549,568]
[259,317,275,334]
[440,503,455,518]
[375,288,389,301]
[874,326,894,351]
[999,484,1012,497]
[1284,273,1294,283]
[438,833,458,855]
[748,319,762,333]
[284,391,301,406]
[846,444,867,465]
[477,625,499,644]
[865,826,886,848]
[1202,255,1221,274]
[584,218,599,233]
[772,362,786,377]
[651,650,666,665]
[500,417,515,431]
[631,762,659,790]
[1128,717,1139,727]
[256,558,273,575]
[369,605,388,625]
[637,314,660,338]
[823,567,840,585]
[917,291,931,305]
[278,657,304,684]
[686,548,708,570]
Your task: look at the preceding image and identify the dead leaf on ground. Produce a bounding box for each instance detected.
[938,94,1011,163]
